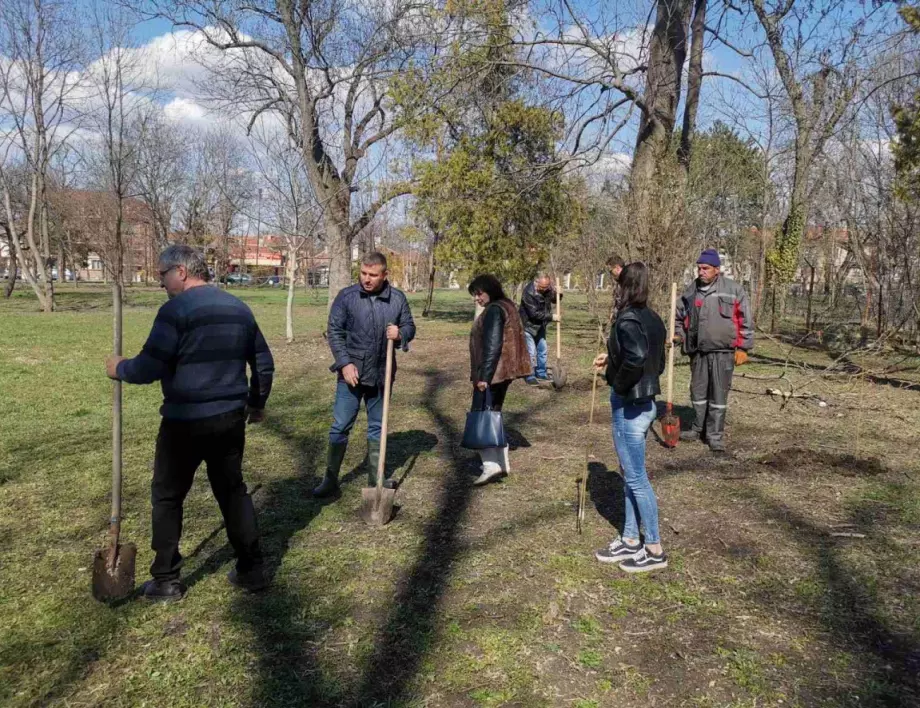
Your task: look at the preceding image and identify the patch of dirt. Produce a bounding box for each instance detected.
[757,447,887,477]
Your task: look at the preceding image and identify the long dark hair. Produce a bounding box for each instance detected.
[617,262,649,310]
[468,274,506,302]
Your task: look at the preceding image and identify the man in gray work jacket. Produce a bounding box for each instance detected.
[675,249,753,453]
[313,251,416,498]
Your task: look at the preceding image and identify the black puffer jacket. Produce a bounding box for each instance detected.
[327,282,416,386]
[606,305,666,403]
[518,281,561,337]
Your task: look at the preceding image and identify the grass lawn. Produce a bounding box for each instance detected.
[1,284,918,707]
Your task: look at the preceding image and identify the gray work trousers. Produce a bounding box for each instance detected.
[689,351,735,443]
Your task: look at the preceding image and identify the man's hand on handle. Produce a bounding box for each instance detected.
[386,324,400,341]
[341,363,360,386]
[593,353,608,371]
[734,350,748,366]
[475,381,488,392]
[105,355,125,380]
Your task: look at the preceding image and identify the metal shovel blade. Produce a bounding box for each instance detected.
[359,487,396,527]
[552,360,568,389]
[91,542,137,602]
[661,414,680,448]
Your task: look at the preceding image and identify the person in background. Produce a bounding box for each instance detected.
[606,255,625,327]
[674,249,753,453]
[105,244,274,601]
[313,251,416,498]
[592,262,668,573]
[468,274,532,485]
[518,273,560,385]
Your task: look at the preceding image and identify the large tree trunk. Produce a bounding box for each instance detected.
[325,204,354,308]
[630,0,694,227]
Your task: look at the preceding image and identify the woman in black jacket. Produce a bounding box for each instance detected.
[592,263,669,573]
[468,275,532,485]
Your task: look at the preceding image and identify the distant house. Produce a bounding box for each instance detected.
[53,190,157,283]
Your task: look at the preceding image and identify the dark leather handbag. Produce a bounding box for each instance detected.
[461,386,506,449]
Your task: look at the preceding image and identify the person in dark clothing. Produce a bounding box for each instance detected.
[592,262,669,573]
[606,255,625,327]
[468,274,533,485]
[105,244,274,602]
[518,273,561,384]
[312,251,417,498]
[674,249,754,453]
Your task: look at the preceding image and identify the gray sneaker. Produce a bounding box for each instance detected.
[620,548,668,574]
[595,537,642,564]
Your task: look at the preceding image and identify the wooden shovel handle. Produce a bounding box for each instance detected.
[555,277,562,360]
[377,337,395,492]
[667,282,677,407]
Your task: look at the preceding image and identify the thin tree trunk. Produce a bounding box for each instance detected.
[806,264,815,331]
[423,250,436,317]
[285,247,297,343]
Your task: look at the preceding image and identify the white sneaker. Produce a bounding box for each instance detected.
[473,461,505,486]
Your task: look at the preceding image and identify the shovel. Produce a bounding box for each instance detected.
[577,325,605,534]
[360,336,396,526]
[92,281,136,601]
[552,276,568,390]
[661,282,680,448]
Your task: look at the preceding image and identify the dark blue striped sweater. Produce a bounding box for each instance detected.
[116,285,274,420]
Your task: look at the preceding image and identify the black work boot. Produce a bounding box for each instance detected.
[679,429,701,443]
[142,578,187,603]
[228,566,269,592]
[367,439,397,489]
[708,438,726,454]
[313,442,347,497]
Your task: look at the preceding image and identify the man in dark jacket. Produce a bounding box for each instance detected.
[313,251,416,498]
[518,274,560,384]
[675,249,754,453]
[105,244,274,602]
[606,255,625,327]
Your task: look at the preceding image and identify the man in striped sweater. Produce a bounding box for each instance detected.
[105,245,274,602]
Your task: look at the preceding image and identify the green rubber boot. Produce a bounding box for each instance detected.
[366,439,396,489]
[313,442,347,497]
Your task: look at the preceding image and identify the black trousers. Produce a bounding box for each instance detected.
[689,351,735,443]
[151,409,262,580]
[471,380,511,411]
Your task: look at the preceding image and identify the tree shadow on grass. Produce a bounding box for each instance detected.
[339,429,439,488]
[742,487,920,705]
[353,369,476,704]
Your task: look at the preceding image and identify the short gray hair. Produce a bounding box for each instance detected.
[159,244,209,280]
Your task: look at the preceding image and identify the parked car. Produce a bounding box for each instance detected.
[259,275,282,287]
[221,272,252,285]
[51,267,75,281]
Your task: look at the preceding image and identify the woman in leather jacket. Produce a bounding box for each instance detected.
[592,262,669,573]
[468,274,533,485]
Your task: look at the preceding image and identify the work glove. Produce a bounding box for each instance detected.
[734,350,748,366]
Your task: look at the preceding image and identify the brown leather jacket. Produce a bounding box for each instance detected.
[469,298,533,384]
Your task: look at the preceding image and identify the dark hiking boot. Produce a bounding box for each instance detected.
[313,442,347,497]
[142,578,187,603]
[227,567,269,593]
[679,430,701,442]
[525,376,539,386]
[708,438,726,454]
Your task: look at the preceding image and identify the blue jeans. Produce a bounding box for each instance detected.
[329,381,383,444]
[524,331,548,378]
[610,391,661,544]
